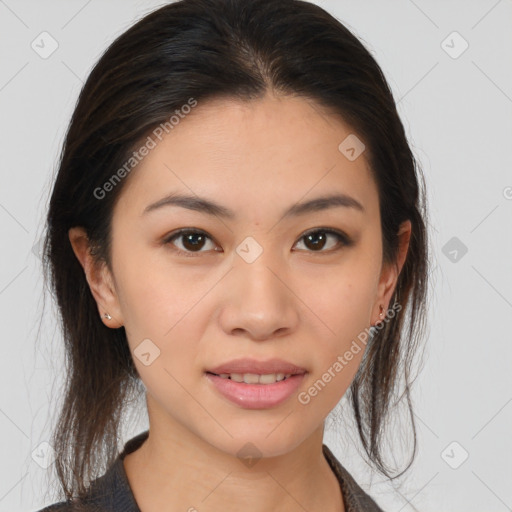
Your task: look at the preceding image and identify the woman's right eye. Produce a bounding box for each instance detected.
[162,229,221,257]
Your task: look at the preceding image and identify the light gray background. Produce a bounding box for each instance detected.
[1,1,511,511]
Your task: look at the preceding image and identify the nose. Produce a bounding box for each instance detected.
[217,252,300,342]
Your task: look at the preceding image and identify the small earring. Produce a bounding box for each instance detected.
[103,312,112,320]
[379,304,384,317]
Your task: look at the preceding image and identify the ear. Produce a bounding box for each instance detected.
[372,220,411,325]
[68,226,124,328]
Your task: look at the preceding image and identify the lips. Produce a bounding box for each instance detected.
[206,357,307,376]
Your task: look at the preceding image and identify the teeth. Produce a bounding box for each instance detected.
[217,372,292,384]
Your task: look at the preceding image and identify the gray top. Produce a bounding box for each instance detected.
[37,430,384,511]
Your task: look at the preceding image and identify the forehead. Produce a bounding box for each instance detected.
[116,93,378,222]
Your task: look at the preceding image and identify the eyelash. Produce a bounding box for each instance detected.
[162,227,354,258]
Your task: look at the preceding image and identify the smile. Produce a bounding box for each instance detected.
[205,372,306,409]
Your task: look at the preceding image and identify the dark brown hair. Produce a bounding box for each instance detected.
[42,0,430,501]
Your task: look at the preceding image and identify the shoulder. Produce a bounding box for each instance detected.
[34,502,70,511]
[33,504,68,511]
[35,501,105,511]
[34,501,103,512]
[322,444,385,512]
[34,431,149,512]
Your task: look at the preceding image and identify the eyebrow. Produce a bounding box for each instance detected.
[142,191,365,219]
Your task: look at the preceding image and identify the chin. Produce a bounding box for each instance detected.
[196,424,309,461]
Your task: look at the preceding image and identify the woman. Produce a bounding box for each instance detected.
[38,0,430,510]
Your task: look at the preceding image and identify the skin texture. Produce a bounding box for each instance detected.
[69,92,411,512]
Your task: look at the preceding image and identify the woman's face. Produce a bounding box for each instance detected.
[78,93,409,457]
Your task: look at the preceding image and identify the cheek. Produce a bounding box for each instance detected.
[297,277,372,411]
[302,267,375,341]
[113,252,219,391]
[114,246,207,337]
[296,259,377,396]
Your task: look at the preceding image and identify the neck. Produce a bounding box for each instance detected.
[123,412,345,512]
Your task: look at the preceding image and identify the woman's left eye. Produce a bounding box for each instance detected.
[293,228,353,252]
[292,228,352,252]
[162,227,352,257]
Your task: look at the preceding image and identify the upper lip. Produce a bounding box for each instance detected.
[207,358,307,375]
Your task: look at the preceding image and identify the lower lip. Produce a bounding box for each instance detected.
[205,373,306,409]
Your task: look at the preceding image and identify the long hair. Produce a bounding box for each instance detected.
[42,0,430,500]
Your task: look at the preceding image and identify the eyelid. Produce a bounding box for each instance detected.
[299,226,352,244]
[163,227,212,241]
